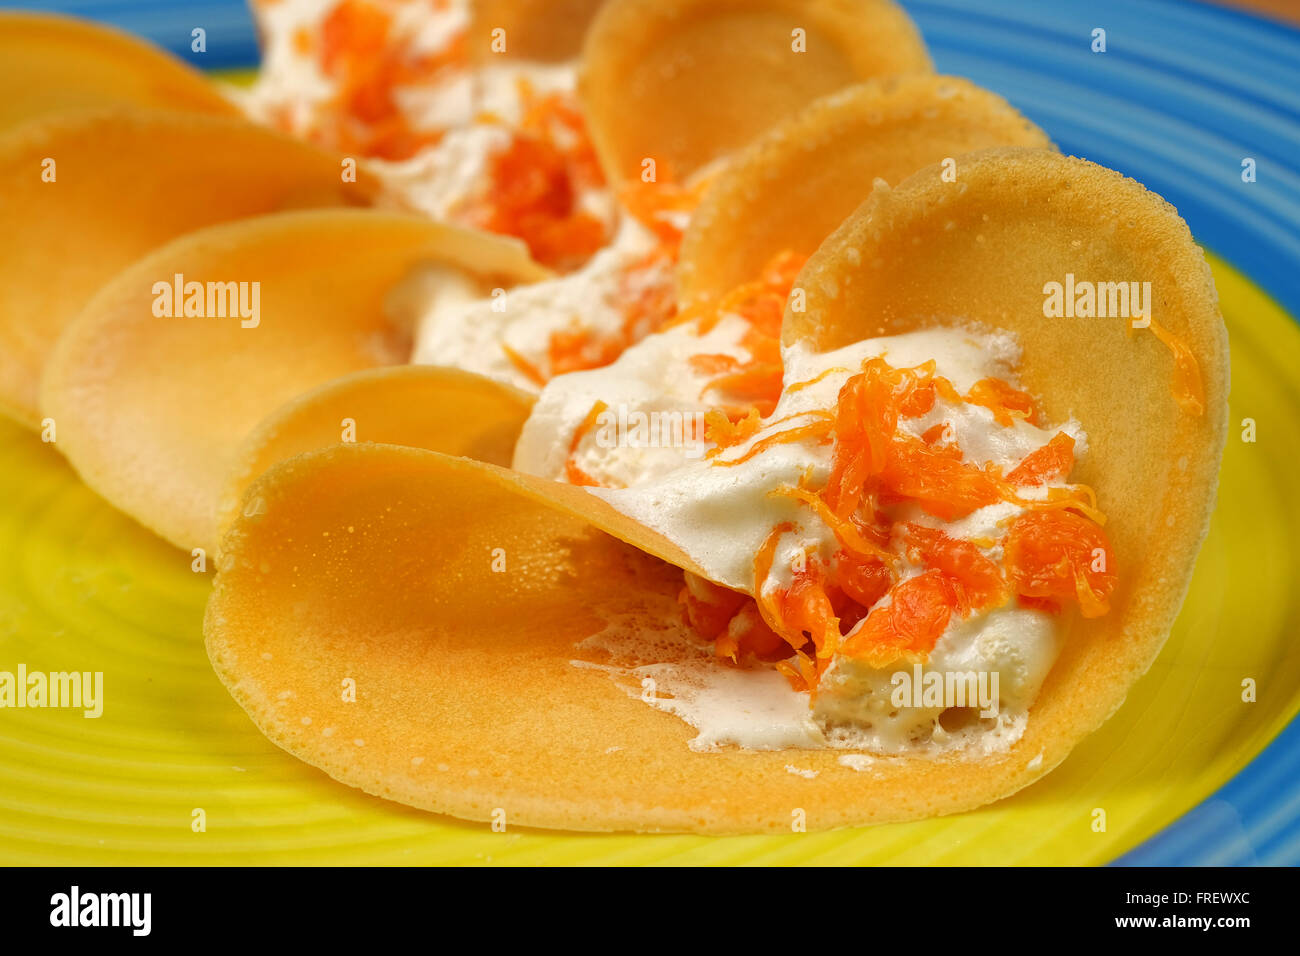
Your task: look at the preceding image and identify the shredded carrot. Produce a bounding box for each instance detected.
[1006,431,1075,485]
[902,523,1006,615]
[1010,484,1108,526]
[657,252,1128,683]
[490,141,707,384]
[706,354,1118,685]
[1004,510,1117,617]
[689,354,741,377]
[965,377,1041,426]
[617,163,714,248]
[563,400,610,487]
[771,485,897,566]
[1148,318,1205,416]
[779,558,843,660]
[678,573,745,642]
[316,0,464,160]
[839,571,959,667]
[667,249,807,426]
[752,522,797,643]
[747,523,844,692]
[547,325,626,379]
[473,84,608,271]
[703,407,763,455]
[786,366,849,395]
[501,343,548,389]
[710,412,834,468]
[919,422,958,450]
[835,549,892,613]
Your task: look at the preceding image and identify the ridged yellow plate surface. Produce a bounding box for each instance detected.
[0,254,1294,865]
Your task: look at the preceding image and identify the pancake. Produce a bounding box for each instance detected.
[40,209,545,554]
[471,0,609,62]
[0,12,236,135]
[579,0,932,184]
[215,366,536,547]
[205,149,1227,832]
[677,75,1055,306]
[0,110,375,427]
[784,146,1229,780]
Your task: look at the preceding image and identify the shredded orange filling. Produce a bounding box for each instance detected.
[681,575,787,662]
[752,522,797,644]
[1006,431,1075,485]
[964,377,1041,426]
[501,343,548,389]
[563,400,610,488]
[619,173,705,248]
[702,407,763,455]
[839,570,962,669]
[316,0,464,160]
[498,170,712,386]
[711,412,834,468]
[678,350,1118,692]
[472,82,608,272]
[1148,319,1206,416]
[666,249,808,423]
[903,523,1006,615]
[770,485,896,567]
[1005,509,1117,617]
[309,3,619,272]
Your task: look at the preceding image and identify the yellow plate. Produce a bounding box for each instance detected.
[0,253,1294,865]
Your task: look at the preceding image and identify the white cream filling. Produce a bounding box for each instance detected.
[411,216,665,391]
[513,313,753,484]
[563,326,1079,592]
[238,0,348,133]
[368,124,515,222]
[243,0,612,233]
[573,607,828,753]
[813,603,1060,755]
[527,324,1087,756]
[395,61,577,134]
[371,60,614,226]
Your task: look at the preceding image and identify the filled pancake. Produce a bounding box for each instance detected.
[0,2,1229,834]
[206,150,1227,832]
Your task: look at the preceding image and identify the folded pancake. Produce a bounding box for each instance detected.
[784,146,1228,776]
[206,442,973,833]
[40,209,545,554]
[471,0,609,61]
[0,110,375,427]
[215,365,535,545]
[580,0,932,184]
[206,149,1227,832]
[677,75,1055,306]
[0,12,236,135]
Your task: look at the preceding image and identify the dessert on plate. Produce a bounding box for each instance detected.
[0,1,1227,832]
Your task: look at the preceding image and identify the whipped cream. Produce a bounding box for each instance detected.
[813,604,1060,754]
[529,323,1087,755]
[573,606,827,753]
[243,0,613,238]
[369,59,617,229]
[522,326,1081,591]
[239,0,357,135]
[514,312,753,483]
[413,216,668,391]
